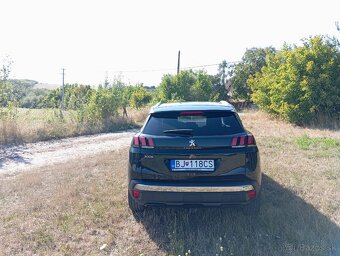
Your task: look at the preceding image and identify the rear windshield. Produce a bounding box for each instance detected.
[142,111,244,136]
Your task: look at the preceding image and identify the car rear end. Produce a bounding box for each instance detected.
[128,102,261,212]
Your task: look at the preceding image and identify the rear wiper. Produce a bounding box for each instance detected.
[163,129,193,136]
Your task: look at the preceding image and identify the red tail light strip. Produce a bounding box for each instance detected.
[239,136,245,145]
[148,137,154,147]
[133,135,140,146]
[231,134,255,147]
[133,135,155,148]
[247,135,254,145]
[140,136,147,146]
[231,136,238,146]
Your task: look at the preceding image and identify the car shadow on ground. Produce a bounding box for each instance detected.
[137,175,340,256]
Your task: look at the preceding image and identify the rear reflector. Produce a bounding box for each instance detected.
[248,190,256,200]
[132,190,140,198]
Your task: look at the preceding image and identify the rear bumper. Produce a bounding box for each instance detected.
[129,180,260,207]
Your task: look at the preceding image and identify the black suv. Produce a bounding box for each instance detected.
[128,101,261,213]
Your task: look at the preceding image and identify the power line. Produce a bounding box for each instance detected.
[108,61,240,74]
[110,67,178,73]
[177,50,181,74]
[182,61,240,70]
[182,63,219,70]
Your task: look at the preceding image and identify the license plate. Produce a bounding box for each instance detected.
[170,160,214,171]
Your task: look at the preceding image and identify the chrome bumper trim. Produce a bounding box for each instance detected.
[134,184,254,193]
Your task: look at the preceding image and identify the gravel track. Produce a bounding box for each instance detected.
[0,131,136,175]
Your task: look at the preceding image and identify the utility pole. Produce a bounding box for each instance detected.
[177,50,181,75]
[104,71,109,88]
[220,61,226,87]
[61,68,65,111]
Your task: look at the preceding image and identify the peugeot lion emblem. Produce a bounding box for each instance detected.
[189,139,196,147]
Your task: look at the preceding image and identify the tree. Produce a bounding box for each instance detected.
[210,60,232,101]
[230,47,276,101]
[158,74,178,101]
[129,85,152,109]
[0,56,14,107]
[0,56,13,81]
[85,87,120,126]
[173,70,196,101]
[191,70,213,101]
[111,73,125,88]
[249,35,340,125]
[10,79,38,106]
[158,70,215,102]
[21,88,49,108]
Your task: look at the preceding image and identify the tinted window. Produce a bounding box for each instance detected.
[143,111,244,136]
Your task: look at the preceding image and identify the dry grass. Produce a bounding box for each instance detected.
[0,107,147,145]
[127,107,150,124]
[0,111,339,255]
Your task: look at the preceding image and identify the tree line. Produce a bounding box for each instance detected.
[1,35,339,126]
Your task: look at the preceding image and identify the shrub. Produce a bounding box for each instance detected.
[157,70,217,102]
[249,36,340,125]
[82,88,120,131]
[129,86,152,109]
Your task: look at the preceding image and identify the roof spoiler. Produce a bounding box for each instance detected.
[219,100,232,106]
[152,102,162,108]
[150,102,162,112]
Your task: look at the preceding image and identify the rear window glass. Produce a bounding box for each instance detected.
[142,111,244,136]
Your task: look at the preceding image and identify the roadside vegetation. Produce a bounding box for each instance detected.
[249,36,339,126]
[0,108,139,144]
[0,111,339,255]
[1,35,339,144]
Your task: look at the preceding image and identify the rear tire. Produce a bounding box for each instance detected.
[128,193,145,214]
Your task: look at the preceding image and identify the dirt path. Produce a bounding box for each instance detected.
[0,130,137,175]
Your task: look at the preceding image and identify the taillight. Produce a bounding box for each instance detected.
[133,135,155,148]
[133,135,140,146]
[231,136,238,146]
[148,137,154,147]
[247,135,254,145]
[239,136,245,146]
[231,134,255,147]
[140,136,147,146]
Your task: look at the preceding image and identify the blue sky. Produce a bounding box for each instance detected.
[1,0,339,86]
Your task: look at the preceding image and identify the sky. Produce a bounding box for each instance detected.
[1,0,339,87]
